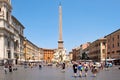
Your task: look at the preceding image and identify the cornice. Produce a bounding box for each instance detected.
[0,18,24,37]
[0,0,12,10]
[0,27,14,35]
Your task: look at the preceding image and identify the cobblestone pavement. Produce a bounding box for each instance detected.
[0,65,120,80]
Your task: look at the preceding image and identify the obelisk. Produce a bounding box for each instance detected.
[58,3,64,49]
[53,3,66,63]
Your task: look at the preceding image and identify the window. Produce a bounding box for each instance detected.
[107,52,110,54]
[103,42,106,46]
[112,51,114,53]
[118,35,119,39]
[112,37,114,41]
[99,43,100,46]
[8,41,10,48]
[112,44,114,48]
[7,26,10,28]
[118,42,120,47]
[6,11,9,20]
[108,45,110,49]
[8,51,11,58]
[102,49,105,53]
[108,39,110,42]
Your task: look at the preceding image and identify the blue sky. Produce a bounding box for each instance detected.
[12,0,120,53]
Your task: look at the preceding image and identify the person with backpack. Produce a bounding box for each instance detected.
[77,62,83,77]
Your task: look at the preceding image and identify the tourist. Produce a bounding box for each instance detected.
[62,62,65,72]
[8,64,12,72]
[39,63,42,69]
[72,61,78,77]
[4,62,8,74]
[91,62,98,77]
[84,62,89,77]
[77,62,83,77]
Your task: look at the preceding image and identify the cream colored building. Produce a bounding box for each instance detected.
[69,52,73,61]
[39,48,44,61]
[0,0,24,65]
[88,38,107,62]
[24,39,42,62]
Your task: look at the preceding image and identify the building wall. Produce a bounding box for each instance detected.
[43,48,54,63]
[69,52,73,61]
[0,35,4,59]
[39,48,44,61]
[105,29,120,59]
[72,48,77,61]
[12,16,24,64]
[0,0,25,65]
[88,38,106,62]
[24,39,40,62]
[71,42,90,61]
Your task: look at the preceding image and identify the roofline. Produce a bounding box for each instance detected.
[104,28,120,38]
[12,16,25,29]
[25,38,39,49]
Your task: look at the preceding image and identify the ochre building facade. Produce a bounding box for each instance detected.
[43,48,55,63]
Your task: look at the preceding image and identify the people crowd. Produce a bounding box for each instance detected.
[71,61,107,77]
[2,60,114,78]
[4,62,14,74]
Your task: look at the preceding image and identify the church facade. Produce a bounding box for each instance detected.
[0,0,25,65]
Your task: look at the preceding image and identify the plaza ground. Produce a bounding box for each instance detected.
[0,65,120,80]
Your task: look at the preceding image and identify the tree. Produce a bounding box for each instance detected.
[82,52,89,60]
